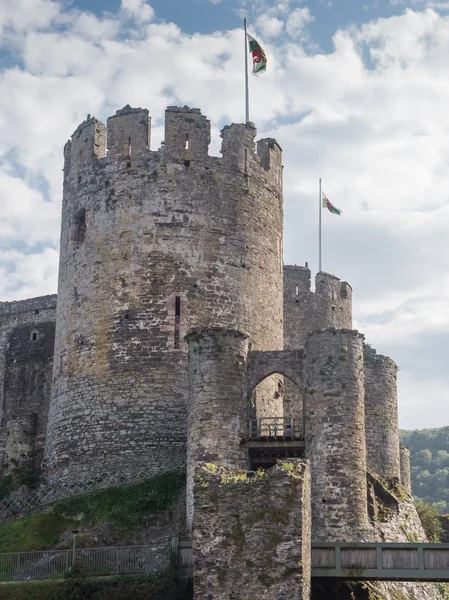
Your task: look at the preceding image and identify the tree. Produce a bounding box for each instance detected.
[415,499,444,542]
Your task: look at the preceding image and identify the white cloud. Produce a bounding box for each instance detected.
[256,14,284,37]
[285,7,314,37]
[2,3,449,425]
[120,0,154,22]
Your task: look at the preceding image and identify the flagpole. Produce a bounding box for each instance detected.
[319,178,322,273]
[244,18,250,124]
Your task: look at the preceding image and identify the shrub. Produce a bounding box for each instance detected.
[415,498,444,541]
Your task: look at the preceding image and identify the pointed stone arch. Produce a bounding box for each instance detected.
[247,349,304,398]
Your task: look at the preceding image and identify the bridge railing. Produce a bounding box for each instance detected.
[249,417,301,440]
[312,542,449,582]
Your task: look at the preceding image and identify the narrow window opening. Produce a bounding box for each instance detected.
[60,352,67,374]
[34,309,39,315]
[74,209,86,243]
[185,135,189,150]
[332,289,335,300]
[184,160,191,168]
[30,331,38,341]
[174,296,181,349]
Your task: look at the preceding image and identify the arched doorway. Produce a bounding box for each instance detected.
[247,372,304,471]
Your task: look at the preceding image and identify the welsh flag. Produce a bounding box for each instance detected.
[247,34,267,75]
[322,192,342,215]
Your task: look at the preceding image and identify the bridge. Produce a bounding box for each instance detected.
[312,542,449,582]
[178,541,449,582]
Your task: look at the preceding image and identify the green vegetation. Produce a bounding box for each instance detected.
[0,513,77,552]
[401,426,449,512]
[415,498,444,541]
[0,563,192,600]
[54,470,185,532]
[0,470,185,552]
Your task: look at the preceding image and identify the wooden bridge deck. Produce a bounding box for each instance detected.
[312,542,449,581]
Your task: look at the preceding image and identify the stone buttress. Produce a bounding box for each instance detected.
[44,106,284,485]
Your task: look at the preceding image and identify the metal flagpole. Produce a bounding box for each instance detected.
[244,18,250,124]
[319,178,322,272]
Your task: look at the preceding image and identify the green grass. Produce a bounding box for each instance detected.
[54,470,186,532]
[0,514,78,553]
[0,580,62,600]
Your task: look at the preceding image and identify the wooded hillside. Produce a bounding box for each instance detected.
[401,427,449,513]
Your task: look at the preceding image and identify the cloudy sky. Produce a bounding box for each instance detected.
[1,0,449,429]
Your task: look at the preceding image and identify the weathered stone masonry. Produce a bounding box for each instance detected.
[0,296,56,471]
[193,460,311,600]
[44,105,284,486]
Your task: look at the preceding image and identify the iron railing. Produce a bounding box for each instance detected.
[0,544,171,582]
[249,417,301,440]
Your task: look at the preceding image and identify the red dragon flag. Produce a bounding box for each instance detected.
[322,192,342,215]
[247,34,267,75]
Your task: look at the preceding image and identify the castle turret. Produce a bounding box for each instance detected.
[44,106,284,486]
[304,329,368,541]
[283,268,352,349]
[364,346,400,480]
[186,328,249,529]
[400,445,412,494]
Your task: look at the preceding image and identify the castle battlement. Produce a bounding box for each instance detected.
[63,105,282,189]
[0,295,57,319]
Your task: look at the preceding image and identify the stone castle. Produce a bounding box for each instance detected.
[0,105,437,599]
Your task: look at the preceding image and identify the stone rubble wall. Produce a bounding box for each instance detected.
[192,460,311,600]
[364,345,400,480]
[0,296,57,472]
[44,105,284,486]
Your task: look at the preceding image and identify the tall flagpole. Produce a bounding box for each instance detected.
[244,18,250,124]
[319,178,322,273]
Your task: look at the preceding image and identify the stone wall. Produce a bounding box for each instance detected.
[186,328,250,531]
[0,296,57,471]
[193,460,311,600]
[304,328,368,541]
[283,266,352,350]
[400,445,412,494]
[364,345,400,480]
[44,105,284,486]
[283,267,352,430]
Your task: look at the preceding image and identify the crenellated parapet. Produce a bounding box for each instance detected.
[283,266,352,350]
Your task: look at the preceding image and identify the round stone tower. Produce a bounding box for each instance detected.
[185,328,249,529]
[363,345,400,480]
[44,105,284,485]
[304,328,368,541]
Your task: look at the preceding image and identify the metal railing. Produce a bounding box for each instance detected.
[249,417,301,440]
[0,544,171,582]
